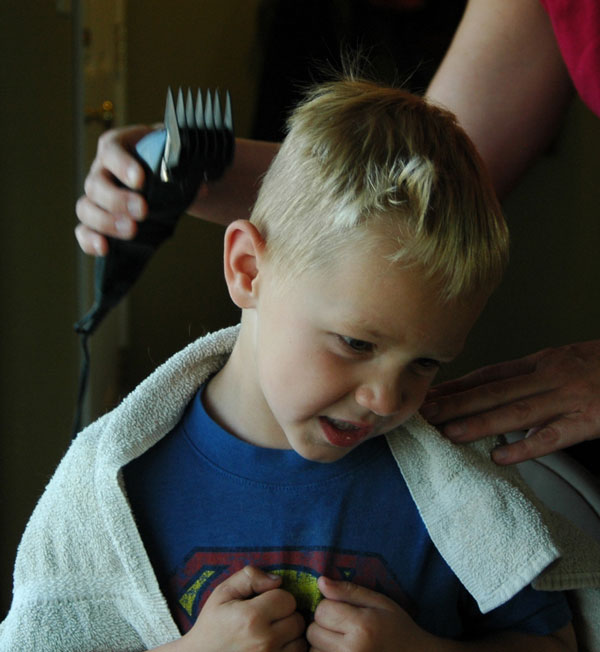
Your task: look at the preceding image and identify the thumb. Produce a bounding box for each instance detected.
[318,576,396,611]
[212,566,282,604]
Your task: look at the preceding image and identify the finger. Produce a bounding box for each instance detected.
[306,620,345,652]
[74,223,108,257]
[268,610,306,646]
[492,416,595,465]
[76,195,139,243]
[251,587,299,622]
[210,566,282,605]
[425,354,538,400]
[95,124,154,189]
[317,576,395,611]
[422,371,559,430]
[436,386,581,442]
[83,167,148,223]
[313,600,355,637]
[283,638,308,652]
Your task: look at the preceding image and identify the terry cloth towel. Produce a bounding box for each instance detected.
[1,325,599,650]
[0,328,240,652]
[387,415,600,650]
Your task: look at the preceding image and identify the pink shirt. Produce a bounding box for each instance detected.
[539,0,600,117]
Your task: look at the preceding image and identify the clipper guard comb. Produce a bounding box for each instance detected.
[75,87,234,336]
[71,88,234,437]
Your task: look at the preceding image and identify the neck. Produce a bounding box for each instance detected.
[203,315,284,449]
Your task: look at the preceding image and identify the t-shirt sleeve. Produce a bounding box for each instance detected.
[462,584,572,638]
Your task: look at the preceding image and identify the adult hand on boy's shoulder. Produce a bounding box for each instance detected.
[306,576,436,652]
[179,565,306,652]
[421,340,600,465]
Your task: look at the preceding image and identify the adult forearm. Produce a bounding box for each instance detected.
[426,0,573,199]
[187,138,279,225]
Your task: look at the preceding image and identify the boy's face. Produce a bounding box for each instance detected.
[215,229,487,463]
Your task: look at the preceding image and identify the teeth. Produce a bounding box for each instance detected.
[328,418,359,431]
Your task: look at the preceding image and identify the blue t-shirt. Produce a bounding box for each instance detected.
[124,388,571,639]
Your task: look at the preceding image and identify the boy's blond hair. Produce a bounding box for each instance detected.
[250,76,508,300]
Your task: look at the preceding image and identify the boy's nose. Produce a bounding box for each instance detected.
[354,375,406,417]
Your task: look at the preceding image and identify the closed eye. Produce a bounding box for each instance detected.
[338,335,374,354]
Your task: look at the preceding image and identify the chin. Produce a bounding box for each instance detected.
[293,442,350,464]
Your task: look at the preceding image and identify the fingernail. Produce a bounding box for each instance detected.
[318,576,331,589]
[127,166,140,188]
[128,197,144,218]
[94,239,105,256]
[115,217,133,236]
[420,402,439,420]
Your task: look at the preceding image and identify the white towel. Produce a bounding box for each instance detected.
[387,414,600,650]
[2,325,598,650]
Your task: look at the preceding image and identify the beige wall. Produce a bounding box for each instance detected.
[0,2,79,618]
[1,0,600,623]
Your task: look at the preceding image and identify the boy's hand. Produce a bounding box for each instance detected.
[306,576,436,652]
[421,340,600,465]
[182,565,306,652]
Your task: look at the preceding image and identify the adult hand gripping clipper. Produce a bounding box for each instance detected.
[72,87,234,434]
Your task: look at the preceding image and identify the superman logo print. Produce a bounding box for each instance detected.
[170,547,410,633]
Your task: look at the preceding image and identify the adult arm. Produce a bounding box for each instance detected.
[426,0,573,199]
[422,0,600,463]
[75,128,278,256]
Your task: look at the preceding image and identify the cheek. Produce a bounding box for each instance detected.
[259,346,351,418]
[394,376,435,425]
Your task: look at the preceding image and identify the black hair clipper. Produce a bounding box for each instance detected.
[72,87,234,433]
[75,87,234,335]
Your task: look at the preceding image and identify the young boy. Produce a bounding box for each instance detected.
[0,78,577,651]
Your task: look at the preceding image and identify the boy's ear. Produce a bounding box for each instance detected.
[223,219,266,309]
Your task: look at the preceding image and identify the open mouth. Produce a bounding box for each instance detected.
[318,416,373,448]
